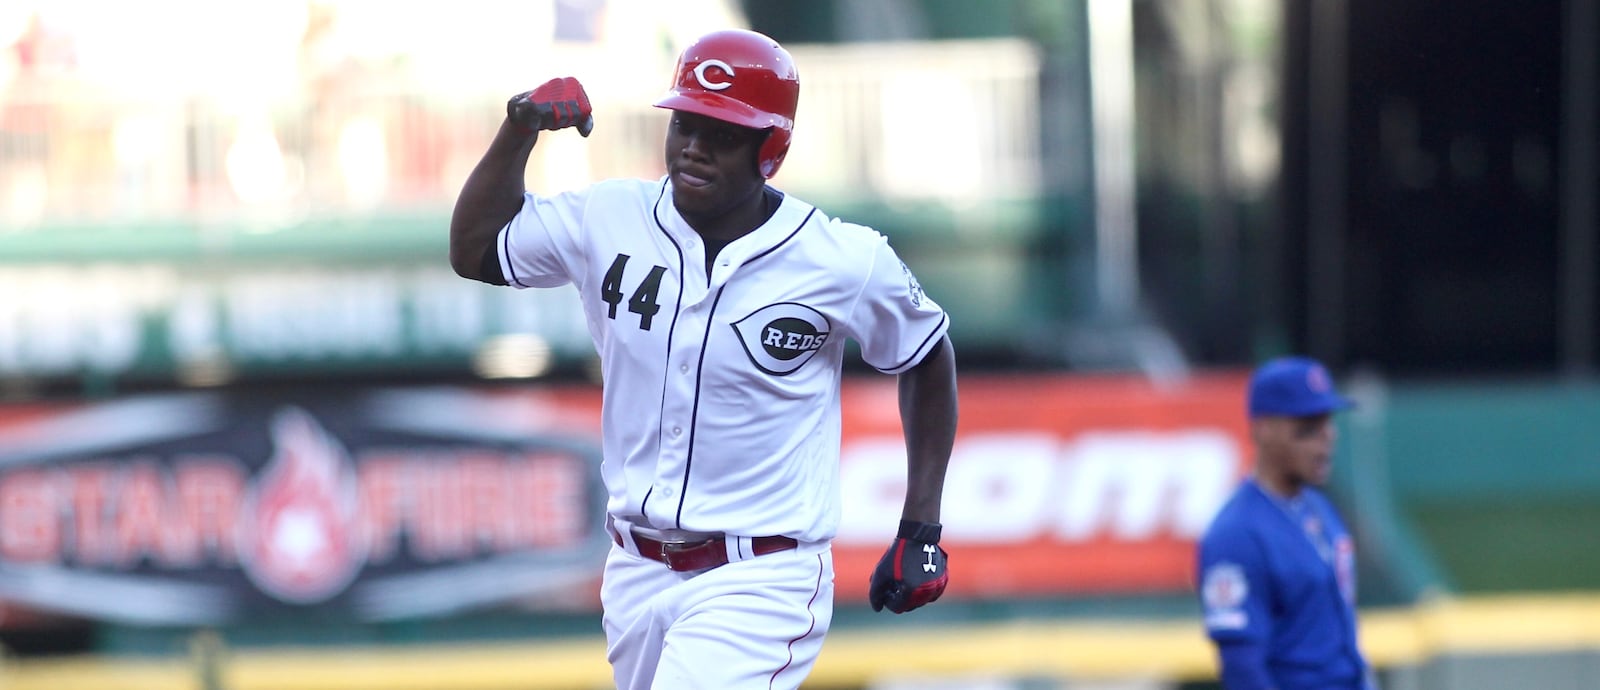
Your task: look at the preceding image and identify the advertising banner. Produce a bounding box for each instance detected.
[833,373,1251,599]
[0,373,1250,626]
[0,387,612,626]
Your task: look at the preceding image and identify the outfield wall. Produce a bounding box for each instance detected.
[3,375,1598,688]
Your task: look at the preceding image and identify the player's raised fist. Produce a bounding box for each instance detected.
[507,77,595,137]
[868,519,949,614]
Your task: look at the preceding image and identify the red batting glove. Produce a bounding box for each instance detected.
[868,519,950,613]
[507,77,594,137]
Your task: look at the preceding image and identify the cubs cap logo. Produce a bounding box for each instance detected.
[731,303,830,375]
[693,59,735,91]
[1307,364,1331,393]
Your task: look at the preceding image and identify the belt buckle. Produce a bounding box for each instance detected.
[654,536,695,570]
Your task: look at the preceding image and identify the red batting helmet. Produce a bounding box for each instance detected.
[653,29,800,179]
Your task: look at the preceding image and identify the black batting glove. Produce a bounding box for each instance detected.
[507,77,594,137]
[869,519,949,614]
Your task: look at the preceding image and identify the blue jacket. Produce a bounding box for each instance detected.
[1197,479,1370,690]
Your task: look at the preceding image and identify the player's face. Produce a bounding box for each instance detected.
[664,111,767,230]
[1253,413,1337,490]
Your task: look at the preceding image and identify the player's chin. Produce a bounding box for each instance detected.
[670,175,716,205]
[672,186,726,219]
[1310,460,1333,484]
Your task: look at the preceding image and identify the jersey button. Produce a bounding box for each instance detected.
[679,364,689,374]
[672,426,682,436]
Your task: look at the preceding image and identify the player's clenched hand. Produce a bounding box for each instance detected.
[868,520,949,614]
[507,77,594,137]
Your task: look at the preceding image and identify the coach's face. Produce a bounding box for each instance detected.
[664,111,767,234]
[1253,413,1337,490]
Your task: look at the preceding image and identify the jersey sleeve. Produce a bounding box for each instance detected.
[1198,524,1272,646]
[844,234,949,374]
[496,187,592,289]
[1216,639,1277,690]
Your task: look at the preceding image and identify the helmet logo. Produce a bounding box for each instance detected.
[693,59,735,91]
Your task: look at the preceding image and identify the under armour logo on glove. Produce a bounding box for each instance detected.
[869,519,950,614]
[507,77,594,137]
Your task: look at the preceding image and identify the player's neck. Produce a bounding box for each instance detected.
[1253,471,1304,499]
[685,185,776,241]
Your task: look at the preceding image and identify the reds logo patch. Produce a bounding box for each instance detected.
[730,303,830,376]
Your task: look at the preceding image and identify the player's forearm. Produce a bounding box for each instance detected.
[897,335,958,523]
[449,120,538,280]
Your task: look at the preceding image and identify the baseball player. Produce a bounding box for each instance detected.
[1197,356,1376,690]
[447,29,958,689]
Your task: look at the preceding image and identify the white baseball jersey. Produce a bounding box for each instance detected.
[497,177,948,542]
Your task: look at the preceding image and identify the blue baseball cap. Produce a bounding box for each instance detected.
[1247,356,1354,418]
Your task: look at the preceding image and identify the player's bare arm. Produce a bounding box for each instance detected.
[868,334,958,614]
[898,334,958,524]
[449,119,538,284]
[449,77,593,284]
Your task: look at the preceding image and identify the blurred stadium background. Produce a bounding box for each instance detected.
[1,0,1597,688]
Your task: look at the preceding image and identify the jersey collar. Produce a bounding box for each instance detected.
[654,176,815,270]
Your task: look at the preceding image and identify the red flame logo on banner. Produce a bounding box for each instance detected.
[238,408,366,604]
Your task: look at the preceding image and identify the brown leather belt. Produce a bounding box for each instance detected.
[607,519,797,572]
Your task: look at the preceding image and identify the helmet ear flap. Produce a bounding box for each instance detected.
[757,127,790,179]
